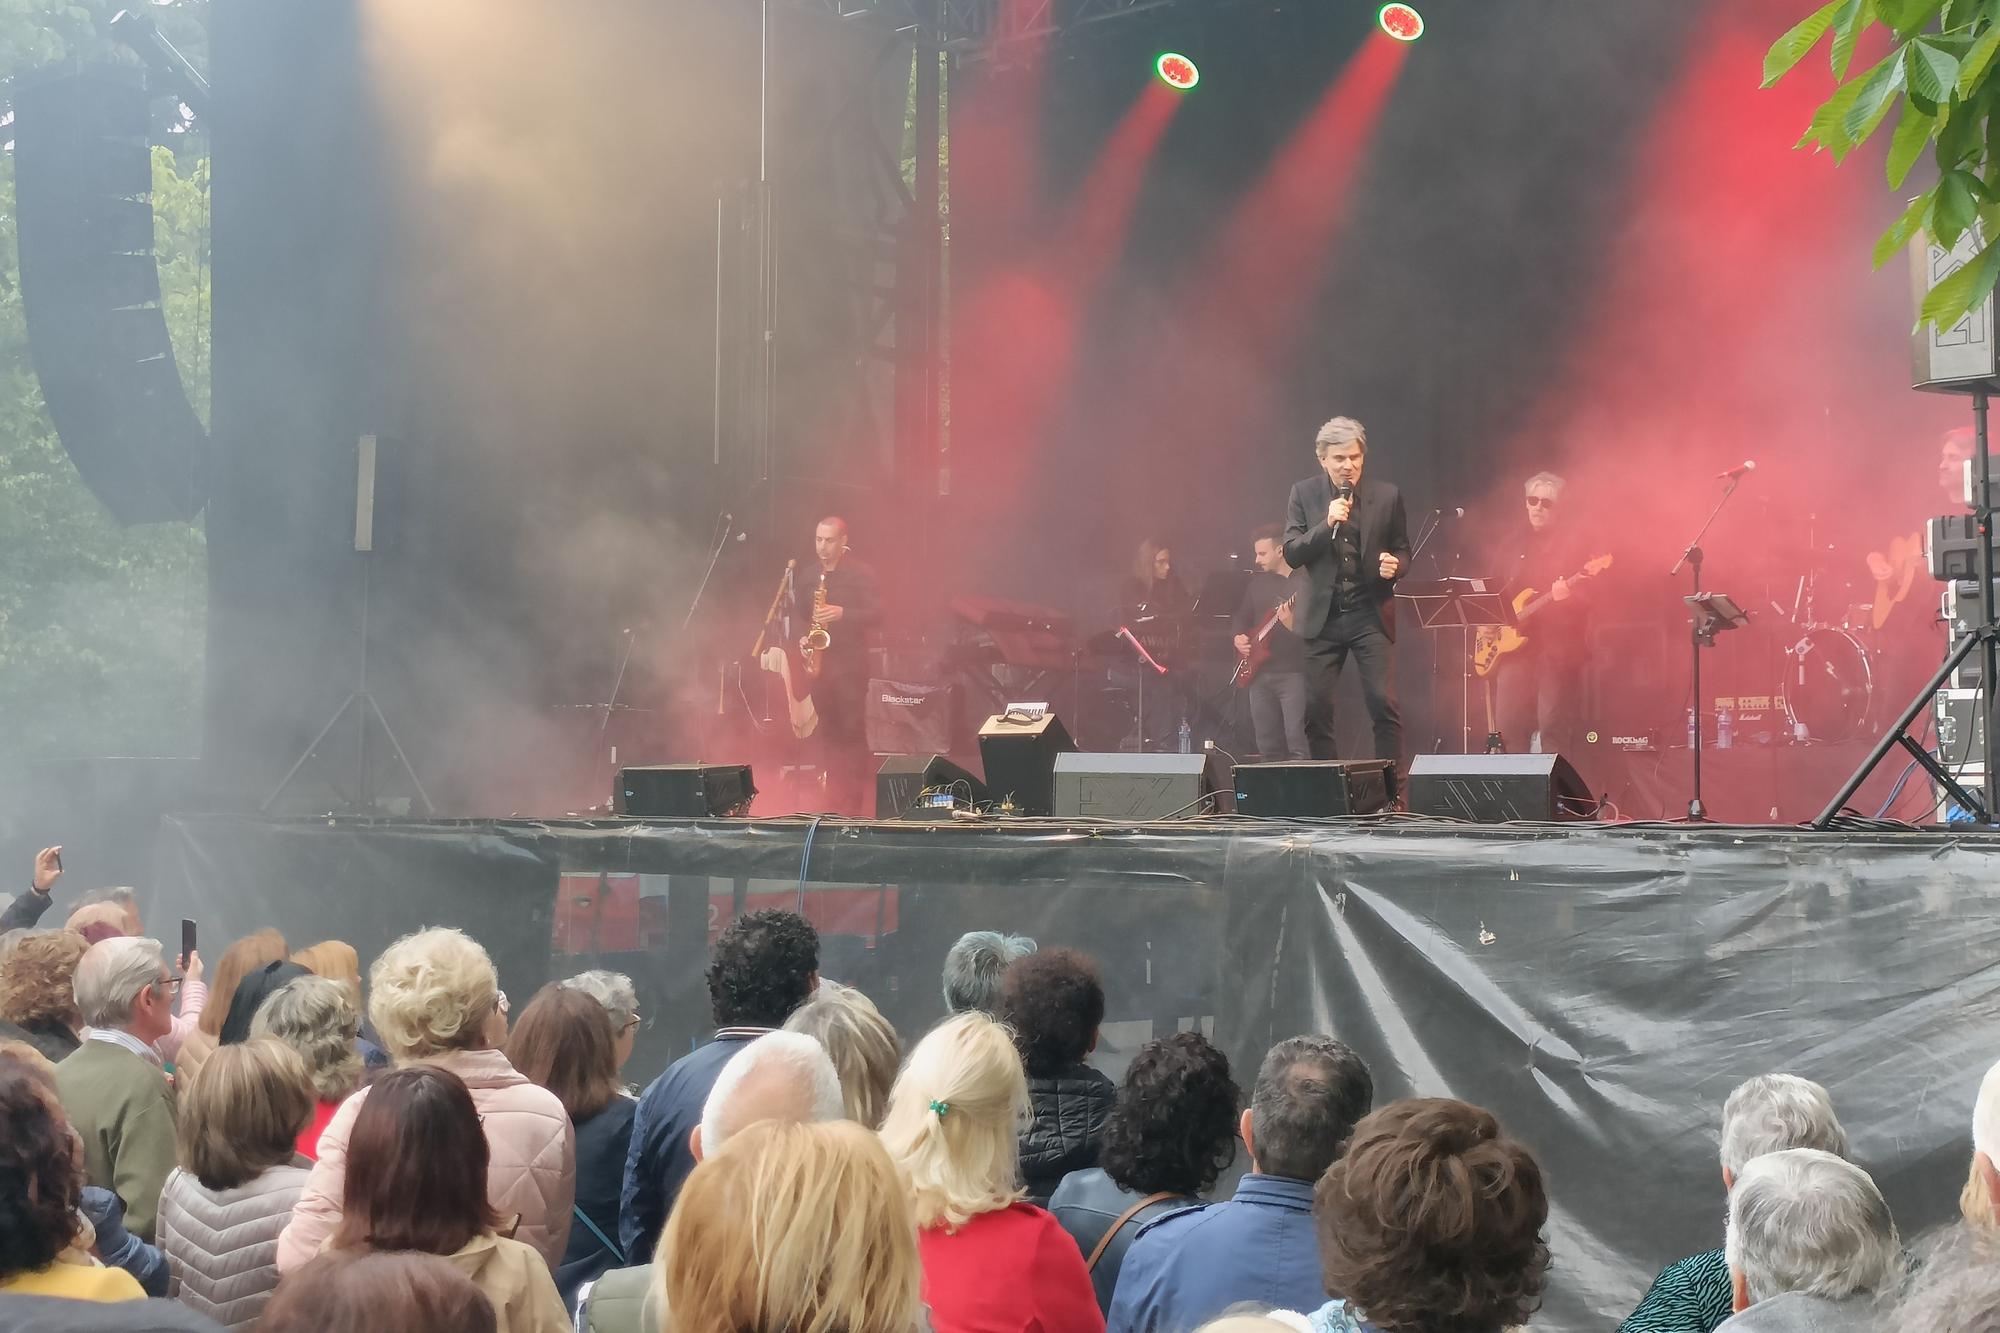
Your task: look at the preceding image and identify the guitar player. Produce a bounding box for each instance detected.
[1490,471,1593,758]
[1234,525,1310,760]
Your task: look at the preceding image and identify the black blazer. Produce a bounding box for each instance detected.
[1282,473,1412,641]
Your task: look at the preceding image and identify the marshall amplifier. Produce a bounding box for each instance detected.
[865,678,955,756]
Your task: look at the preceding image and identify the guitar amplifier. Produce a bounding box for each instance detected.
[977,711,1075,815]
[865,678,955,756]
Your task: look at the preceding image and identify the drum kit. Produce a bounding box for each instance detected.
[1735,541,1883,746]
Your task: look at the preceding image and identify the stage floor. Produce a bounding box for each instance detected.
[154,812,2000,1331]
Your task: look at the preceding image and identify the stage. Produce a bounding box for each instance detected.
[153,809,2000,1330]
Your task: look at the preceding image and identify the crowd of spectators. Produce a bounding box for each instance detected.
[3,849,1999,1333]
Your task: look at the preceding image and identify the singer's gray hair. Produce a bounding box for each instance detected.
[1314,417,1367,456]
[1524,471,1566,497]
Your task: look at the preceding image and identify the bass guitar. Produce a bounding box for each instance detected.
[1232,592,1299,688]
[1472,554,1614,679]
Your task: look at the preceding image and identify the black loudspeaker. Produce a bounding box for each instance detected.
[613,764,756,817]
[1232,760,1391,817]
[876,754,987,819]
[976,712,1076,816]
[1406,754,1595,822]
[1053,753,1212,819]
[865,678,955,756]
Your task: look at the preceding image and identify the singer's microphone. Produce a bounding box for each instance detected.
[1717,460,1756,480]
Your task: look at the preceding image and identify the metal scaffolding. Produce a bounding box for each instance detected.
[778,0,1200,54]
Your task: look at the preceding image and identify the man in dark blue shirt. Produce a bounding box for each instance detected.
[1107,1035,1374,1333]
[616,908,820,1260]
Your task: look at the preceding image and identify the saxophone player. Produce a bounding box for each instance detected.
[799,516,879,814]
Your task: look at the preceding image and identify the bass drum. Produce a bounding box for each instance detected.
[1782,628,1873,744]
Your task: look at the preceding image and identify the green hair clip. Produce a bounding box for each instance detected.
[929,1099,951,1118]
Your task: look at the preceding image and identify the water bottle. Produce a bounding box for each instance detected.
[1716,706,1734,751]
[1686,707,1697,749]
[1177,718,1193,754]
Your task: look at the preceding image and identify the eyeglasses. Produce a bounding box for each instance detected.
[1526,497,1556,509]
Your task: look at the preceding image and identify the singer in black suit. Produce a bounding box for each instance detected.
[1282,416,1411,773]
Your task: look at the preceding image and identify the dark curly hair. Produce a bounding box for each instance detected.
[0,1051,83,1281]
[706,910,820,1029]
[1098,1032,1238,1197]
[998,947,1105,1077]
[1314,1098,1549,1333]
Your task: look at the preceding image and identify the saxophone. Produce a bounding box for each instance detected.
[800,570,831,679]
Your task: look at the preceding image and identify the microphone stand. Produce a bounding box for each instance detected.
[1669,473,1745,821]
[682,514,735,634]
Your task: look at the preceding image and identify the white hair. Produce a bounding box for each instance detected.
[1724,1149,1900,1305]
[1719,1074,1848,1177]
[1972,1059,2000,1166]
[73,936,166,1029]
[699,1031,844,1154]
[562,969,639,1031]
[941,932,1037,1015]
[1314,417,1366,455]
[1524,471,1566,497]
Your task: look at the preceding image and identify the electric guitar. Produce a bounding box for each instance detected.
[1232,592,1300,688]
[1472,554,1614,679]
[1866,532,1922,629]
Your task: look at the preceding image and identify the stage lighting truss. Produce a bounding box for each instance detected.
[777,0,1218,58]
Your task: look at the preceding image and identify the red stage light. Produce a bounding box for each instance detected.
[1156,52,1200,91]
[1377,4,1424,41]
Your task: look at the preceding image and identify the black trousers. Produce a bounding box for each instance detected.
[813,666,871,816]
[1304,606,1402,769]
[1492,647,1585,758]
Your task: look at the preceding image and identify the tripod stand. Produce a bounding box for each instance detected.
[1814,388,2000,828]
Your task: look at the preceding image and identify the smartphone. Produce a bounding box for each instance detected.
[180,918,197,972]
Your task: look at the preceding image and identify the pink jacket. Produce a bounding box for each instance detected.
[275,1047,575,1273]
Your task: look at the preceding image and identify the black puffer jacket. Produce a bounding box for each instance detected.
[1018,1062,1117,1206]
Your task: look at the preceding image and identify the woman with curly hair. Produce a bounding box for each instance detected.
[998,947,1117,1206]
[0,929,88,1062]
[1050,1031,1239,1311]
[1307,1098,1549,1333]
[0,1048,146,1301]
[251,975,367,1159]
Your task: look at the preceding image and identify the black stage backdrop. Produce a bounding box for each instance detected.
[156,814,2000,1329]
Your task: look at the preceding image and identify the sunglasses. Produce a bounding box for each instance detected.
[1526,497,1557,509]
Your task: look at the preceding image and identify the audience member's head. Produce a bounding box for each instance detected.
[178,1035,316,1191]
[0,1049,83,1283]
[291,940,363,1005]
[1099,1031,1239,1198]
[261,1250,498,1333]
[694,1030,843,1161]
[64,899,133,941]
[75,886,142,936]
[1963,1151,1995,1230]
[942,931,1036,1015]
[656,1120,923,1333]
[73,935,176,1043]
[562,969,640,1070]
[707,909,819,1029]
[0,929,87,1033]
[251,974,364,1103]
[1725,1148,1899,1312]
[333,1065,499,1255]
[999,947,1104,1079]
[783,979,902,1129]
[1315,1098,1549,1333]
[507,982,621,1123]
[199,930,290,1038]
[1245,1035,1373,1182]
[221,960,311,1045]
[1886,1223,2000,1333]
[1973,1058,2000,1216]
[879,1011,1028,1230]
[1720,1074,1849,1187]
[368,927,502,1062]
[0,928,30,974]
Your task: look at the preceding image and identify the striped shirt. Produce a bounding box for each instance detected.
[1619,1248,1732,1333]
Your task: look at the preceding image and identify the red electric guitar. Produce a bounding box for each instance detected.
[1231,593,1299,688]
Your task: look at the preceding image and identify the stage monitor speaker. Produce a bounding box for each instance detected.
[1233,760,1392,817]
[866,678,955,756]
[1406,753,1594,822]
[876,754,987,819]
[614,764,756,818]
[1053,753,1212,819]
[977,711,1075,816]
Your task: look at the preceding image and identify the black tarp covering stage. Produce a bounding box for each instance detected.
[154,812,2000,1329]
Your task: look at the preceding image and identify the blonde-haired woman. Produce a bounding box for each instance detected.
[784,979,902,1129]
[275,927,575,1274]
[658,1119,922,1333]
[878,1012,1102,1333]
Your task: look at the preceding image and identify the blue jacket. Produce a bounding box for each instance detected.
[617,1028,766,1260]
[1106,1174,1325,1333]
[79,1186,169,1297]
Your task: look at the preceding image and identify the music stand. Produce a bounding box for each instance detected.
[1401,578,1516,753]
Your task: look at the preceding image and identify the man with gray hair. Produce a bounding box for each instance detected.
[1620,1074,1851,1333]
[1718,1149,1899,1332]
[564,969,641,1073]
[1485,468,1600,759]
[1282,417,1410,777]
[53,936,182,1241]
[942,930,1037,1015]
